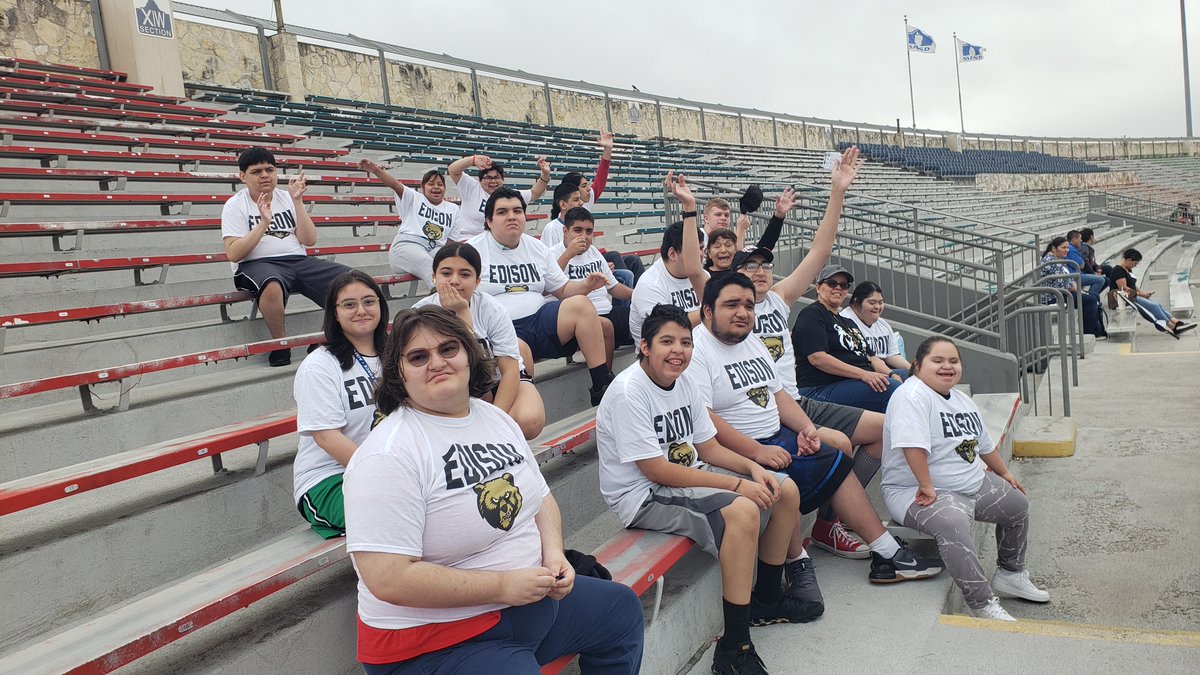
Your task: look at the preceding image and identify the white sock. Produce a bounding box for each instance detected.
[868,532,901,559]
[786,548,811,563]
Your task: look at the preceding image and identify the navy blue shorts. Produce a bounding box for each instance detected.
[757,427,853,514]
[233,254,351,308]
[512,301,580,360]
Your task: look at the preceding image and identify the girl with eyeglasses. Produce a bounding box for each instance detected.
[292,269,390,539]
[793,266,903,414]
[841,281,911,373]
[343,306,644,673]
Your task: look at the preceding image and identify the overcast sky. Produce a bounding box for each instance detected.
[176,0,1197,139]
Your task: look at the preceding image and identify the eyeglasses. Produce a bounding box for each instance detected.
[337,297,380,312]
[740,262,774,272]
[481,174,503,181]
[823,280,852,290]
[402,340,462,368]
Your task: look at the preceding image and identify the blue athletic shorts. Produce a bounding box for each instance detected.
[757,426,853,514]
[512,300,580,360]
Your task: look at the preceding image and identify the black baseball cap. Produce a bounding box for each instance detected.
[732,245,774,270]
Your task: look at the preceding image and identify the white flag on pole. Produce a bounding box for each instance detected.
[956,37,986,62]
[907,26,937,53]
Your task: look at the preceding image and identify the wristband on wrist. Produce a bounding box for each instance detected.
[733,478,742,493]
[681,210,698,219]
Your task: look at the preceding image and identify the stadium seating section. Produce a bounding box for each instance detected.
[846,142,1108,178]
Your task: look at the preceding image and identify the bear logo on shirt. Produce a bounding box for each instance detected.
[505,285,529,293]
[760,336,784,362]
[422,222,445,242]
[954,438,978,464]
[473,472,523,531]
[371,409,387,430]
[747,386,770,408]
[667,442,696,466]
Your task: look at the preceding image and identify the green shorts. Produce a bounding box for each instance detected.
[298,473,346,539]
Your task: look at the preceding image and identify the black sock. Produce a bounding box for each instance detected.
[753,559,784,604]
[589,364,611,390]
[818,503,836,522]
[717,599,751,649]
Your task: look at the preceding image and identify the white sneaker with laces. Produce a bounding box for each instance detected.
[991,568,1051,603]
[967,596,1016,622]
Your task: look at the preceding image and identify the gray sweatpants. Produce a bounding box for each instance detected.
[388,240,436,289]
[902,471,1029,609]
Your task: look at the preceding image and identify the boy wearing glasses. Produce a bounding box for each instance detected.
[221,147,352,367]
[447,154,552,239]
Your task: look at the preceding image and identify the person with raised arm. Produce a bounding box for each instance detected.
[549,207,635,351]
[345,306,644,673]
[447,153,552,240]
[628,171,707,344]
[359,158,460,289]
[562,130,614,211]
[221,147,351,367]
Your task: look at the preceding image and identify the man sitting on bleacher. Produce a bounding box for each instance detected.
[690,273,943,586]
[447,153,552,239]
[467,188,616,405]
[629,173,707,344]
[221,147,351,367]
[549,207,634,348]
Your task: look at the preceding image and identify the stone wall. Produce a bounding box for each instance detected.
[661,107,702,141]
[299,43,384,102]
[701,111,740,144]
[0,0,99,69]
[177,20,264,90]
[974,170,1138,193]
[608,99,660,139]
[549,89,607,132]
[479,75,546,125]
[385,61,474,115]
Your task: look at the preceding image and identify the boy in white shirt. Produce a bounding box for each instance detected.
[221,147,351,367]
[629,175,707,344]
[446,153,551,239]
[549,207,634,348]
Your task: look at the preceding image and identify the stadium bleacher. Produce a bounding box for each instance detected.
[847,142,1108,178]
[2,52,1194,675]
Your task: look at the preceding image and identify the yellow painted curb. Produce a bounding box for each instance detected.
[938,614,1200,648]
[1012,421,1076,458]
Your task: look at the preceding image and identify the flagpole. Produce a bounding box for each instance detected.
[954,33,965,133]
[905,16,916,128]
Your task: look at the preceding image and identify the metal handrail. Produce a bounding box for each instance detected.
[1003,287,1076,417]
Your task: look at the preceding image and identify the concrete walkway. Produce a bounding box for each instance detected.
[686,264,1200,674]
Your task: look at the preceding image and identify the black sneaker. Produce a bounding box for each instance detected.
[868,545,943,583]
[268,348,292,367]
[749,593,823,625]
[783,558,825,615]
[589,384,608,407]
[712,640,768,675]
[1175,322,1197,336]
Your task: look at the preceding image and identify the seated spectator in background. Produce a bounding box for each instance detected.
[629,173,706,344]
[414,242,546,439]
[691,273,943,586]
[841,281,911,373]
[293,270,389,539]
[882,336,1050,622]
[1108,248,1196,337]
[1078,227,1105,277]
[345,306,644,673]
[563,130,613,211]
[1038,237,1104,338]
[736,153,887,562]
[538,182,585,248]
[597,304,810,674]
[359,159,459,289]
[794,265,905,413]
[222,147,350,367]
[703,227,739,273]
[1066,230,1107,299]
[1171,201,1195,226]
[467,188,615,405]
[702,198,733,250]
[448,153,551,239]
[550,207,634,349]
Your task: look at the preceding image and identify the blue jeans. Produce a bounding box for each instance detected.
[1079,274,1107,298]
[612,268,634,291]
[362,575,644,675]
[797,368,905,414]
[1135,296,1172,322]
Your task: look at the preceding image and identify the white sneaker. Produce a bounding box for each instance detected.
[967,596,1017,622]
[992,568,1051,603]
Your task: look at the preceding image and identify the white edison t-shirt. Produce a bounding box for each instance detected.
[597,365,718,526]
[881,377,995,522]
[840,308,900,360]
[221,188,307,270]
[540,218,566,248]
[345,399,550,629]
[392,188,460,252]
[754,291,800,399]
[413,290,526,373]
[690,324,784,441]
[451,172,533,240]
[548,242,619,315]
[629,259,704,344]
[292,347,380,504]
[467,231,569,321]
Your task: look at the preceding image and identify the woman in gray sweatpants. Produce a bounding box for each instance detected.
[881,336,1051,621]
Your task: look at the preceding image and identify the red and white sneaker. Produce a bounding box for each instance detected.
[810,519,871,559]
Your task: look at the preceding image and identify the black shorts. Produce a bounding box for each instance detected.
[757,427,853,514]
[233,255,352,308]
[512,301,579,360]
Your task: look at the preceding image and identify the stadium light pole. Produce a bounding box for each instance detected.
[1183,0,1194,136]
[274,0,285,34]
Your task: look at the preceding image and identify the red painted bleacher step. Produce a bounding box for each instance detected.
[0,126,348,155]
[0,99,263,128]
